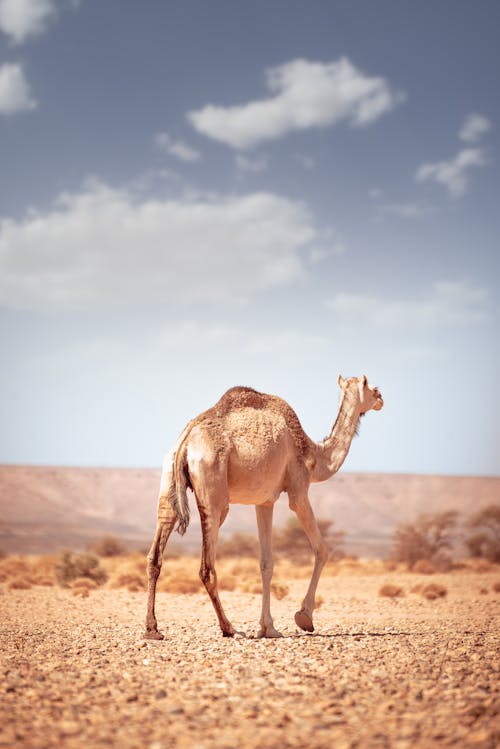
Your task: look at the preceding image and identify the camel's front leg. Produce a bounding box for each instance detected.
[255,503,283,638]
[144,501,176,640]
[292,495,329,632]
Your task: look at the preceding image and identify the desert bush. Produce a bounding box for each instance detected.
[493,581,500,593]
[274,517,345,563]
[379,583,404,598]
[8,577,32,590]
[391,510,459,570]
[70,577,99,597]
[217,532,259,558]
[421,583,447,600]
[88,535,127,557]
[465,505,500,563]
[412,559,436,574]
[0,555,31,582]
[55,551,108,587]
[109,568,145,592]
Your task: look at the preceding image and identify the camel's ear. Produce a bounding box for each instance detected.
[362,374,368,388]
[338,374,345,388]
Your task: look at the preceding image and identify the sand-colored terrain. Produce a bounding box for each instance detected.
[1,569,499,749]
[1,464,498,556]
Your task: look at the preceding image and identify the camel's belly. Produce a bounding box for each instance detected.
[225,410,289,504]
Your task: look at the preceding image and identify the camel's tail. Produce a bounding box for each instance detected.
[168,445,191,536]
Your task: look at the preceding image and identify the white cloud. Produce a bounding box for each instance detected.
[0,0,56,43]
[235,153,268,173]
[415,148,488,198]
[0,62,37,115]
[155,132,201,162]
[294,154,317,170]
[377,201,430,219]
[327,281,488,328]
[188,57,404,149]
[0,180,328,310]
[459,113,491,143]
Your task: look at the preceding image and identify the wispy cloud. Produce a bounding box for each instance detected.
[188,57,404,149]
[415,148,488,198]
[376,201,431,219]
[235,153,268,173]
[459,113,491,143]
[155,132,201,162]
[0,179,333,310]
[327,281,488,329]
[0,62,36,115]
[0,0,56,44]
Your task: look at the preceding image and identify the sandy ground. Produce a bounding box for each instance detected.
[1,573,499,749]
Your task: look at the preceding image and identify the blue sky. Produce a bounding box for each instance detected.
[0,0,499,476]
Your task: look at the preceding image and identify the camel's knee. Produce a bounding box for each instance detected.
[260,557,274,579]
[315,540,329,567]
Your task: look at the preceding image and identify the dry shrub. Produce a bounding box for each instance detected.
[221,557,260,578]
[72,587,89,598]
[8,577,32,590]
[412,559,436,575]
[71,576,98,589]
[55,551,107,588]
[109,570,145,592]
[157,557,200,594]
[0,555,31,582]
[492,581,500,593]
[479,587,488,595]
[217,532,259,558]
[70,577,98,597]
[88,535,127,557]
[422,583,447,600]
[271,582,289,600]
[238,580,262,594]
[0,555,56,586]
[467,559,493,573]
[159,574,200,594]
[379,583,404,598]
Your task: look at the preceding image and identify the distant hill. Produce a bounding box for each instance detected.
[0,465,498,556]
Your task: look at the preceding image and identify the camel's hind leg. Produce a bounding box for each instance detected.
[144,499,176,640]
[196,496,235,637]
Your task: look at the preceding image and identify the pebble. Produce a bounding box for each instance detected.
[0,575,498,748]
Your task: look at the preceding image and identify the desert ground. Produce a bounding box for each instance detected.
[1,557,499,749]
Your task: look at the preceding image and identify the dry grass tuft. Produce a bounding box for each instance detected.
[379,583,404,598]
[421,583,447,600]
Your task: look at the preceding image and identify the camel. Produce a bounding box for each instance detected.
[144,374,383,639]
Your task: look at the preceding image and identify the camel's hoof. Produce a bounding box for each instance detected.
[295,610,314,633]
[257,627,284,639]
[222,628,235,638]
[144,629,165,641]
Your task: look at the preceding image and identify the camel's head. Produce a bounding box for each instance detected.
[338,374,384,414]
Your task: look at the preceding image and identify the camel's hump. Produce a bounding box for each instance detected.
[206,386,314,458]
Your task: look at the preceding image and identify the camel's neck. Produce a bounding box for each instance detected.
[311,390,361,482]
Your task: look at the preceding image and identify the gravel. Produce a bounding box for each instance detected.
[1,573,499,748]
